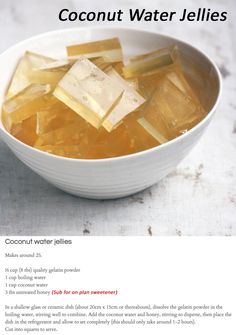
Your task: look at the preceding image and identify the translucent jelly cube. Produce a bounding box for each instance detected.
[136,91,174,144]
[6,52,70,98]
[137,117,169,144]
[123,45,177,79]
[36,96,80,135]
[28,61,71,91]
[34,121,96,147]
[6,52,53,98]
[85,124,136,159]
[137,62,204,102]
[85,112,159,158]
[126,78,139,91]
[67,37,123,62]
[3,84,51,124]
[91,58,124,75]
[92,57,114,72]
[161,79,204,132]
[138,72,162,99]
[53,57,124,128]
[35,59,70,71]
[102,68,145,131]
[123,111,160,151]
[11,114,37,146]
[165,67,205,110]
[142,77,204,135]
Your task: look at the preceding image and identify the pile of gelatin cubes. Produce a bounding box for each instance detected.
[1,37,206,159]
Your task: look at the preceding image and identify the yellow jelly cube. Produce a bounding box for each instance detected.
[6,52,70,98]
[67,37,123,62]
[6,52,54,98]
[53,57,124,128]
[92,58,125,78]
[102,68,145,131]
[165,67,205,109]
[136,91,174,143]
[156,78,204,132]
[29,60,71,90]
[35,59,70,71]
[140,77,204,137]
[123,45,177,79]
[85,124,136,159]
[137,117,169,144]
[123,112,160,151]
[36,96,80,135]
[34,121,95,147]
[137,62,202,101]
[11,115,37,146]
[3,84,50,124]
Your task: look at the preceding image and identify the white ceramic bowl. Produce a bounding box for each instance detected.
[0,27,221,199]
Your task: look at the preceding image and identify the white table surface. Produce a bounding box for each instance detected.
[0,0,235,236]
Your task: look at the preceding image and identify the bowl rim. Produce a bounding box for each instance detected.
[0,26,222,164]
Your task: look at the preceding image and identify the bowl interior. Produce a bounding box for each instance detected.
[0,27,220,135]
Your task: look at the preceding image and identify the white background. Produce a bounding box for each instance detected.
[0,0,235,235]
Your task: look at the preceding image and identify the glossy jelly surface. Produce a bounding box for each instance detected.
[1,38,206,159]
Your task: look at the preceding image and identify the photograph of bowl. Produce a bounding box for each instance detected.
[0,0,234,237]
[0,27,221,199]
